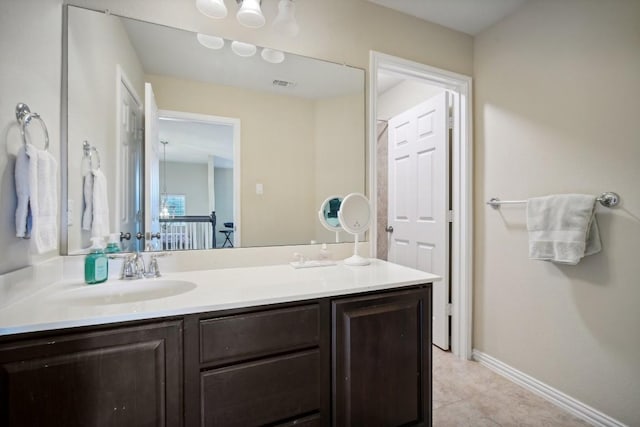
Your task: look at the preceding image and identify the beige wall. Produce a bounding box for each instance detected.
[67,6,145,251]
[314,93,364,243]
[474,0,640,424]
[377,80,444,121]
[162,161,209,215]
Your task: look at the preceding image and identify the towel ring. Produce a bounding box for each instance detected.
[83,140,101,170]
[16,103,49,151]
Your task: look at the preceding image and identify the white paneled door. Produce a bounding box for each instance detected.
[117,77,143,252]
[387,92,451,350]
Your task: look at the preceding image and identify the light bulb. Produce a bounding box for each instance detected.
[261,48,285,64]
[196,0,228,19]
[236,0,265,28]
[272,0,299,37]
[231,41,257,57]
[197,33,225,50]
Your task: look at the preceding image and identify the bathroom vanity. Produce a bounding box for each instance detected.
[0,260,437,426]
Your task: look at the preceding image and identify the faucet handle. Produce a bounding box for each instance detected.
[145,256,161,278]
[144,251,171,278]
[117,252,144,280]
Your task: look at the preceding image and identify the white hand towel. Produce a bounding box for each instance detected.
[27,144,58,254]
[82,171,94,231]
[15,144,31,238]
[526,194,601,265]
[91,169,110,238]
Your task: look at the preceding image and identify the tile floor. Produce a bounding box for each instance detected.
[432,347,591,426]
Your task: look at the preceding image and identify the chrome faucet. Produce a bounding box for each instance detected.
[110,251,170,280]
[120,252,146,280]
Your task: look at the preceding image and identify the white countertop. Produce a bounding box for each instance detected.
[0,259,439,336]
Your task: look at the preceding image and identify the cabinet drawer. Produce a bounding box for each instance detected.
[199,304,319,365]
[201,349,320,427]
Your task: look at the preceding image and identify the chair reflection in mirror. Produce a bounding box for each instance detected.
[160,211,216,250]
[219,222,234,248]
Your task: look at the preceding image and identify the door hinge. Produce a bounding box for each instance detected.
[446,303,453,316]
[447,210,454,223]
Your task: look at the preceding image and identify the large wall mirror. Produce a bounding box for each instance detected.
[64,5,365,255]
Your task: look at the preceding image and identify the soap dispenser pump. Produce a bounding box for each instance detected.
[85,237,108,285]
[105,233,121,253]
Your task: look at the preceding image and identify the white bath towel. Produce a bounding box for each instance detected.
[90,169,110,238]
[15,144,31,238]
[26,144,58,254]
[526,194,601,265]
[81,171,94,231]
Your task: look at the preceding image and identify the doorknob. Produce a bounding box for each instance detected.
[385,226,394,233]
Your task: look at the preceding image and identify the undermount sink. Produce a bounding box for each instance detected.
[53,279,197,305]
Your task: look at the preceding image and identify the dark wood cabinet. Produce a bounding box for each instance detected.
[0,321,182,427]
[194,303,329,427]
[0,284,432,427]
[332,287,432,426]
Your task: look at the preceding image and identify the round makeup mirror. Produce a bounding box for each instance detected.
[338,192,371,266]
[318,195,343,242]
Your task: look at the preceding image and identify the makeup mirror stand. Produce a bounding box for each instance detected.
[338,193,371,266]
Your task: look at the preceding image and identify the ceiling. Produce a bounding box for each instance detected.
[366,0,528,35]
[158,118,234,167]
[121,17,363,100]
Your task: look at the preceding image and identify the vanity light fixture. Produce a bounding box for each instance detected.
[195,0,300,37]
[261,48,285,63]
[196,33,225,49]
[196,0,228,19]
[236,0,266,28]
[272,0,299,37]
[231,40,257,57]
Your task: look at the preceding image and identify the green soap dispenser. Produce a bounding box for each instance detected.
[85,237,108,285]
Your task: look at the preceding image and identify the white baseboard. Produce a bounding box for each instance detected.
[472,350,627,427]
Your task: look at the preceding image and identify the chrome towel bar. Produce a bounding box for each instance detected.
[487,192,620,209]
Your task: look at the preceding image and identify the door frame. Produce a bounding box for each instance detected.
[156,109,242,247]
[369,51,473,359]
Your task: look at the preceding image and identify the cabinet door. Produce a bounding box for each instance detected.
[332,287,432,426]
[0,321,182,427]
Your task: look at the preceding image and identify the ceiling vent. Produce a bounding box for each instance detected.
[272,79,296,88]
